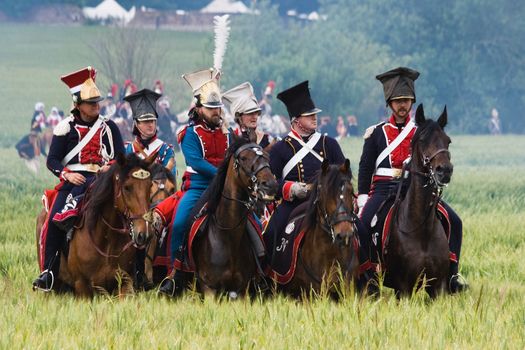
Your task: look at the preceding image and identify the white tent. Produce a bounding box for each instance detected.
[83,0,135,24]
[201,0,250,14]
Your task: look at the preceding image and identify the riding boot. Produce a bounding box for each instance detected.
[448,262,468,294]
[158,269,186,298]
[32,270,55,292]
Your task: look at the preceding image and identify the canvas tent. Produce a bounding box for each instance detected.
[201,0,250,14]
[83,0,135,24]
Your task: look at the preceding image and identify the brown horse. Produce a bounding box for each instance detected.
[190,137,278,297]
[382,104,452,297]
[36,153,153,297]
[271,159,360,298]
[143,163,176,288]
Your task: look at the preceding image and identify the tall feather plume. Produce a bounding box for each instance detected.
[213,14,231,74]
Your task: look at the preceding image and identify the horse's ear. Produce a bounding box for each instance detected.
[415,103,425,125]
[438,105,448,129]
[321,158,330,174]
[340,158,350,174]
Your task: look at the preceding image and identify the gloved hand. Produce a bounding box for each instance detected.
[290,182,309,199]
[357,194,369,218]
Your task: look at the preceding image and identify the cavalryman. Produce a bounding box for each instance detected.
[264,81,346,253]
[158,68,231,296]
[357,67,467,293]
[124,88,176,177]
[222,81,274,149]
[33,66,125,291]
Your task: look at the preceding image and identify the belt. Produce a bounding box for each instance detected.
[67,163,101,172]
[375,167,402,178]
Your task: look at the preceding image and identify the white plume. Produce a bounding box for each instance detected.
[213,14,231,73]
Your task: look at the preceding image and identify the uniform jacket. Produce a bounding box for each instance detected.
[358,114,416,195]
[46,112,125,179]
[125,135,175,176]
[269,129,345,201]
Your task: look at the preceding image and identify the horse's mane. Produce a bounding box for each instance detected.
[206,136,251,211]
[84,153,149,231]
[150,162,175,184]
[303,163,353,230]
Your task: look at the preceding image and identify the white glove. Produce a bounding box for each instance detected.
[357,194,369,218]
[290,182,309,200]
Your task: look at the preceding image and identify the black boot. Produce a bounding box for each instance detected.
[32,270,54,292]
[448,263,468,294]
[158,270,185,298]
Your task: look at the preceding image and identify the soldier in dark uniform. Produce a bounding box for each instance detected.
[222,81,274,149]
[264,81,346,254]
[33,67,125,292]
[357,67,467,293]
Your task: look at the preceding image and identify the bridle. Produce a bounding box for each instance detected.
[315,180,357,244]
[149,172,174,208]
[95,170,154,257]
[216,143,271,230]
[411,146,451,196]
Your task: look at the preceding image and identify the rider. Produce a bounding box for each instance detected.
[124,88,176,176]
[32,66,125,292]
[158,68,231,296]
[29,102,47,157]
[124,88,176,288]
[264,81,349,258]
[357,67,467,293]
[222,81,274,149]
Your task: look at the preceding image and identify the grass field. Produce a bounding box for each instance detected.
[1,23,524,349]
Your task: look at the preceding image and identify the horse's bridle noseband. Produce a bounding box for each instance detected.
[411,147,451,192]
[316,181,357,243]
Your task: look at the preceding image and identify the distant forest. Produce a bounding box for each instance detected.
[0,0,319,18]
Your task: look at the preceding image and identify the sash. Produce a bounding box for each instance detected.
[137,138,164,159]
[282,132,323,179]
[375,120,415,169]
[61,117,105,166]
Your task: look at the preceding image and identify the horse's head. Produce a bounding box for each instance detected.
[149,163,176,208]
[412,104,453,187]
[311,159,357,247]
[232,141,278,202]
[113,153,154,248]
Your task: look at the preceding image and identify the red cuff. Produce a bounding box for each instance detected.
[282,181,294,201]
[449,252,458,263]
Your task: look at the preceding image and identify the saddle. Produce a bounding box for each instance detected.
[369,196,451,265]
[265,202,309,285]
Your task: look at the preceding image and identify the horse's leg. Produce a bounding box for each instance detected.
[118,272,135,298]
[74,278,93,298]
[144,236,157,287]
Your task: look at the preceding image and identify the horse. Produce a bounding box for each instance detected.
[380,104,452,297]
[142,163,176,288]
[189,137,278,297]
[268,159,360,299]
[36,153,154,297]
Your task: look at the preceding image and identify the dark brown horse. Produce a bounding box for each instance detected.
[273,159,360,298]
[382,104,452,297]
[191,137,278,297]
[143,163,176,287]
[36,153,154,297]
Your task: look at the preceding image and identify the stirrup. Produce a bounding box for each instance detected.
[448,273,468,293]
[32,270,54,292]
[157,277,176,297]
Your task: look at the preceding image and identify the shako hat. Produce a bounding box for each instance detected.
[61,66,103,104]
[182,68,223,108]
[222,82,261,116]
[124,88,161,121]
[276,81,321,120]
[376,67,420,104]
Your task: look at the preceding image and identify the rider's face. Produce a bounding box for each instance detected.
[293,114,318,135]
[389,98,413,122]
[239,111,260,130]
[136,119,157,139]
[198,106,222,128]
[77,101,100,122]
